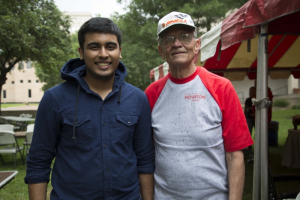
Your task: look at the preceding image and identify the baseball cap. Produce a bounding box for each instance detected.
[157,11,196,36]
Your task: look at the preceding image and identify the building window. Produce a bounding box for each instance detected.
[28,80,31,83]
[18,62,23,69]
[20,80,23,83]
[28,89,31,98]
[3,90,6,98]
[11,81,14,84]
[36,80,39,83]
[27,61,32,69]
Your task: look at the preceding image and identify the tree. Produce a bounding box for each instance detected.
[0,0,72,113]
[35,33,80,91]
[114,0,248,90]
[112,10,163,90]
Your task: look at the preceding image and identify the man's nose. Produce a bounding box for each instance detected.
[172,37,183,47]
[99,47,108,57]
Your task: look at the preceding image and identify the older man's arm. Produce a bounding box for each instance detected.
[226,150,245,200]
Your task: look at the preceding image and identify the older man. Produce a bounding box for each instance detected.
[145,11,253,200]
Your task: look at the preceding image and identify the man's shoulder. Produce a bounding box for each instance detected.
[197,67,230,84]
[122,81,146,96]
[197,67,232,93]
[145,75,169,95]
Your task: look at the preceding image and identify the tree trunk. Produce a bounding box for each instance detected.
[0,84,2,116]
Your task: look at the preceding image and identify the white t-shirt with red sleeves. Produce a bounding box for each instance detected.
[145,67,253,200]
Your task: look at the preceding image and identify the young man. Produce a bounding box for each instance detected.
[145,11,253,199]
[25,17,154,200]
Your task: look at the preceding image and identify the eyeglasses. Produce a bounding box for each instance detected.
[162,33,195,47]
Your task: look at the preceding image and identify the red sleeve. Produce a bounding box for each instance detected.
[145,74,169,112]
[198,67,254,152]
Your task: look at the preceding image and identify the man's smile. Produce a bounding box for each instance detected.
[171,51,186,56]
[95,62,111,66]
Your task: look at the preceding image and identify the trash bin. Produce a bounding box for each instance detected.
[268,121,279,146]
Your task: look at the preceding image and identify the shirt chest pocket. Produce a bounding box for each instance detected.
[114,114,138,142]
[61,114,92,149]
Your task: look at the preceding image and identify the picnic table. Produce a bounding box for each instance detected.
[0,171,18,189]
[0,116,35,131]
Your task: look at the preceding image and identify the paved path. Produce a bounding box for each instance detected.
[1,105,38,111]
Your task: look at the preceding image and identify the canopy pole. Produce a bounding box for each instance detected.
[253,31,262,200]
[260,24,269,200]
[253,24,269,200]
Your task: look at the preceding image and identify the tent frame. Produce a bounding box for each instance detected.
[253,24,273,200]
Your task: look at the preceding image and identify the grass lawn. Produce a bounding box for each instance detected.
[1,103,39,108]
[0,109,299,199]
[243,109,300,200]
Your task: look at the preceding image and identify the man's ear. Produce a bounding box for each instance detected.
[78,47,84,60]
[194,38,200,55]
[119,47,122,59]
[158,45,165,60]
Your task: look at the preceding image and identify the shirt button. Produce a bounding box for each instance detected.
[107,189,110,192]
[103,122,106,126]
[104,144,107,148]
[128,121,131,124]
[106,167,109,170]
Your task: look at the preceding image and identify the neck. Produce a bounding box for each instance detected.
[169,62,196,79]
[84,74,115,100]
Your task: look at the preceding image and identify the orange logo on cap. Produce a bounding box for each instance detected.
[166,19,187,26]
[162,23,166,28]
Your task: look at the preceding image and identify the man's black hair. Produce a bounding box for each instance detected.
[78,17,122,50]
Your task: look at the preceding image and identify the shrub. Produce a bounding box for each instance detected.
[291,105,300,110]
[273,99,290,108]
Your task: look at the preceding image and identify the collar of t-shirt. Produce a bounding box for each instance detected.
[169,67,200,84]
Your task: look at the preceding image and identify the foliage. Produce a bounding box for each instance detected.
[114,0,248,90]
[35,33,80,91]
[273,99,290,108]
[112,13,163,90]
[0,0,72,111]
[291,105,300,110]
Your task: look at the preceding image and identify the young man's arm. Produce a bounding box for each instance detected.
[226,150,245,200]
[133,93,155,199]
[25,90,59,198]
[139,173,154,200]
[28,182,48,200]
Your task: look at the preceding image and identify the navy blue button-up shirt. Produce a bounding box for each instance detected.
[25,61,155,200]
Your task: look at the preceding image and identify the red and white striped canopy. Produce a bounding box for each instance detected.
[150,0,300,81]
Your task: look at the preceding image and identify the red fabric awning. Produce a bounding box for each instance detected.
[197,0,300,80]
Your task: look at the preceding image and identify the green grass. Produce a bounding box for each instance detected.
[0,138,52,200]
[0,109,300,199]
[1,103,39,108]
[243,109,300,200]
